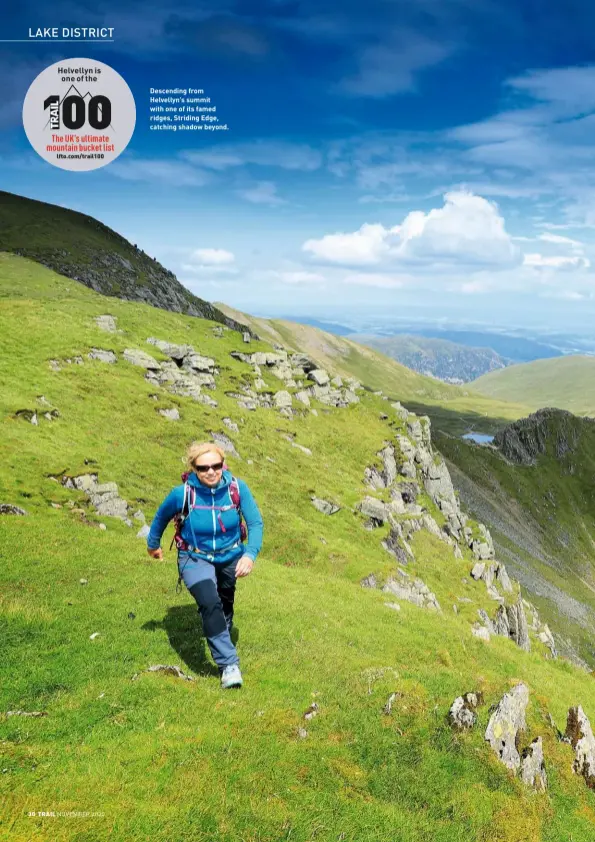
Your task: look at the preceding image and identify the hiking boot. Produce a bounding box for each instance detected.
[220,664,243,689]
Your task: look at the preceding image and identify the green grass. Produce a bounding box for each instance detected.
[471,356,595,416]
[2,253,595,841]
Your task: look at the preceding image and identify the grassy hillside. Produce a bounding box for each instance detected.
[471,356,595,416]
[3,253,595,841]
[215,302,531,436]
[436,410,595,668]
[0,190,249,332]
[342,333,509,384]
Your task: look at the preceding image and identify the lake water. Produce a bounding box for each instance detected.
[462,432,494,444]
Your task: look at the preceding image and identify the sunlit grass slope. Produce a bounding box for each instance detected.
[471,355,595,416]
[2,253,595,842]
[214,302,531,436]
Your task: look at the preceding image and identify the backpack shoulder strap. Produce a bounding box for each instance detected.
[229,476,241,509]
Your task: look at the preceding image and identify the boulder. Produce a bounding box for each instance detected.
[123,349,161,370]
[307,369,330,387]
[449,691,484,729]
[484,683,529,770]
[311,497,341,516]
[0,504,28,516]
[358,496,388,523]
[88,348,117,363]
[95,315,118,332]
[159,408,180,421]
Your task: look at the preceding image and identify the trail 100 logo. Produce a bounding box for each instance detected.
[23,58,136,171]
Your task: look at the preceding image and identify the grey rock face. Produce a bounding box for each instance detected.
[137,524,150,539]
[222,417,239,433]
[274,390,293,408]
[566,706,595,788]
[484,683,530,771]
[360,573,378,588]
[88,348,117,363]
[520,737,548,791]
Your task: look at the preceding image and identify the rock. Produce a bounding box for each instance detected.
[80,578,88,585]
[449,692,484,729]
[472,624,491,641]
[496,563,514,593]
[243,332,251,343]
[88,348,117,364]
[507,595,531,651]
[294,390,311,407]
[484,683,529,770]
[133,510,145,522]
[137,524,150,539]
[0,504,28,516]
[358,496,387,524]
[274,390,293,408]
[520,737,548,791]
[382,572,440,611]
[123,349,161,370]
[6,710,47,717]
[210,431,241,459]
[384,602,401,612]
[307,369,330,387]
[90,632,100,640]
[565,706,595,788]
[311,497,340,516]
[222,417,239,433]
[146,338,194,360]
[380,444,398,486]
[297,727,308,739]
[303,702,319,720]
[159,408,180,420]
[95,315,118,332]
[99,523,107,531]
[471,562,486,580]
[360,573,378,588]
[364,466,385,490]
[538,624,558,658]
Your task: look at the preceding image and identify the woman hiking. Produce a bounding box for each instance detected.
[146,441,264,689]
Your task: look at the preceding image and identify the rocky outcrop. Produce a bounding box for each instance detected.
[493,408,593,466]
[0,504,28,515]
[382,569,441,611]
[484,683,529,770]
[61,473,140,526]
[565,706,595,788]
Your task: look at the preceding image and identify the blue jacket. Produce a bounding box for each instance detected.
[147,469,264,564]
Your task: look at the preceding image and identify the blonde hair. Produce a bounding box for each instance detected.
[186,441,225,472]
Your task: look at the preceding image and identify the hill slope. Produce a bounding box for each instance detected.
[343,333,510,384]
[0,190,250,332]
[2,253,595,841]
[214,302,530,436]
[471,355,595,415]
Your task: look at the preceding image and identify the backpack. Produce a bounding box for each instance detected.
[169,465,247,552]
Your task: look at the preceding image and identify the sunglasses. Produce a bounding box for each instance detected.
[194,461,224,473]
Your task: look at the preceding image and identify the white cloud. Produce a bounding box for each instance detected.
[522,253,591,270]
[538,232,583,247]
[181,247,237,275]
[303,190,521,270]
[190,248,235,265]
[237,181,286,205]
[275,271,326,284]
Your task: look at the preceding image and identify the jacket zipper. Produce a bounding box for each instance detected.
[211,488,216,551]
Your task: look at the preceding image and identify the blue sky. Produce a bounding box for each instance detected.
[3,0,595,332]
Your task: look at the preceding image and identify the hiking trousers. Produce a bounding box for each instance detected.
[177,550,240,670]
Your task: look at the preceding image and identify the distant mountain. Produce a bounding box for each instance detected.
[471,355,595,416]
[391,329,563,364]
[343,333,511,384]
[0,190,250,333]
[276,315,356,336]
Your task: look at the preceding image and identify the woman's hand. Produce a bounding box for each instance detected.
[147,547,163,560]
[235,555,254,578]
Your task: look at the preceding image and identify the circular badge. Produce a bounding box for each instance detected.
[23,58,136,171]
